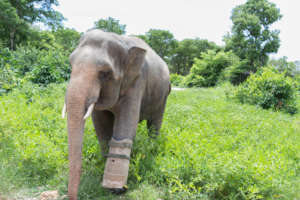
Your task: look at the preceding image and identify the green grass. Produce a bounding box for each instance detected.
[0,83,299,199]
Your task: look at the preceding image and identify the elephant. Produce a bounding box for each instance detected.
[62,29,170,200]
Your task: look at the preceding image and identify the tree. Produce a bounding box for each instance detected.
[0,0,64,50]
[26,29,60,51]
[143,29,178,64]
[225,0,282,84]
[52,28,81,52]
[94,17,126,35]
[269,57,298,77]
[185,50,236,87]
[171,38,220,75]
[136,34,147,42]
[295,61,300,69]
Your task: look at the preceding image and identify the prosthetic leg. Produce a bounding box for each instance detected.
[102,138,132,193]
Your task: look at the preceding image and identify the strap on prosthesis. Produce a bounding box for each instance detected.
[102,138,133,189]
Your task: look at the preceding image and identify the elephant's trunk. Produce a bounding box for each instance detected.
[67,100,85,200]
[66,79,100,200]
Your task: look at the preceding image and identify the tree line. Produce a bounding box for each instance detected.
[0,0,299,91]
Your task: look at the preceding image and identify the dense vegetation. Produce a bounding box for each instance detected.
[230,67,298,114]
[0,0,300,199]
[1,84,300,200]
[224,0,282,85]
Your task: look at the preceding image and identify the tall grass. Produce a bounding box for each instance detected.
[0,83,299,199]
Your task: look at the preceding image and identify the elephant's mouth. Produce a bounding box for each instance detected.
[94,88,120,110]
[94,99,115,111]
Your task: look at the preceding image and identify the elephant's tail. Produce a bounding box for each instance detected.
[168,82,171,95]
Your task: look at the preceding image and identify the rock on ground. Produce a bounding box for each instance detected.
[39,191,59,200]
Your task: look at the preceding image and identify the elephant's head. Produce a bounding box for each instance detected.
[63,31,147,117]
[64,31,146,118]
[62,30,146,199]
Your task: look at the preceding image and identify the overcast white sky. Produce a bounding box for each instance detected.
[56,0,300,61]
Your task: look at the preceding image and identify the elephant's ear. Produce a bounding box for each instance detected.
[120,46,146,95]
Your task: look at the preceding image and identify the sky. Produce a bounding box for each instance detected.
[55,0,300,61]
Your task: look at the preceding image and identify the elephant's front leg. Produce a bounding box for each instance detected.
[101,89,142,192]
[92,110,114,157]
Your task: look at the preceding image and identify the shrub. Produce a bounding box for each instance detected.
[227,59,254,85]
[186,50,237,87]
[0,48,23,94]
[27,49,70,85]
[295,74,300,91]
[230,67,298,114]
[0,64,23,94]
[0,47,70,87]
[183,73,205,88]
[170,73,185,87]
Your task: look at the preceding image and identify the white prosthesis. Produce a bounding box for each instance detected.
[102,138,133,190]
[62,103,132,191]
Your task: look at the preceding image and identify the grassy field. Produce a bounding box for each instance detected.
[0,83,299,199]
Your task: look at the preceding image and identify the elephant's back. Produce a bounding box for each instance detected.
[123,37,170,119]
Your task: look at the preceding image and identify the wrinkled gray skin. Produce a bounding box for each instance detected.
[65,29,170,200]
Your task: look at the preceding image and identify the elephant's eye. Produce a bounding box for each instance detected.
[99,71,112,81]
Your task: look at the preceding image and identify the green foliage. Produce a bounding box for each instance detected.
[183,73,205,88]
[143,29,178,64]
[269,56,298,78]
[52,28,81,52]
[0,0,64,49]
[0,83,68,189]
[25,29,61,51]
[1,84,300,199]
[0,48,19,94]
[94,17,126,35]
[170,74,185,87]
[0,61,22,94]
[26,49,70,85]
[171,39,220,75]
[230,67,298,114]
[18,28,80,53]
[225,0,282,84]
[139,31,220,73]
[186,50,237,87]
[0,46,70,88]
[227,59,252,85]
[0,26,81,92]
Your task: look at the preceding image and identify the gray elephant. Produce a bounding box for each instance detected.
[62,29,170,200]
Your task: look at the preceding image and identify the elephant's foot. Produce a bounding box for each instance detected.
[102,138,132,191]
[109,187,127,194]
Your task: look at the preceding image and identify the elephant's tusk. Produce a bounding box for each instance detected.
[83,103,95,120]
[62,103,67,119]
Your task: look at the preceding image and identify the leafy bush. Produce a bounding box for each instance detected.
[52,28,81,53]
[170,73,185,87]
[227,59,254,85]
[183,73,205,87]
[185,50,237,87]
[0,63,23,94]
[27,49,70,85]
[269,56,298,78]
[0,48,22,94]
[25,30,62,51]
[0,46,70,87]
[295,74,300,90]
[230,67,298,114]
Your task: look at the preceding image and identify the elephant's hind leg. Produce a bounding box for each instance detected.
[147,116,163,137]
[92,110,114,156]
[147,97,168,137]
